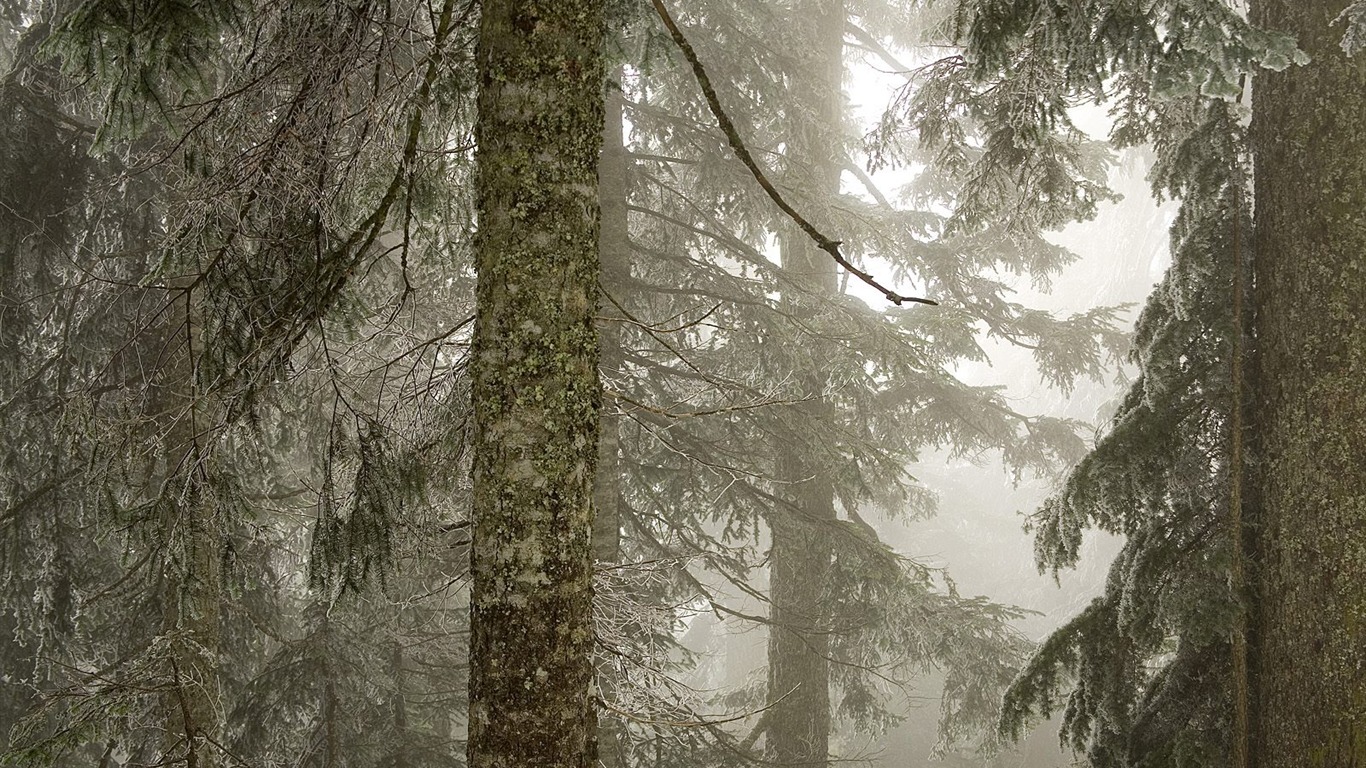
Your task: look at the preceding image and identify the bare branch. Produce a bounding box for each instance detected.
[648,0,938,306]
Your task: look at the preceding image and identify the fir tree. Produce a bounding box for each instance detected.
[1,0,479,762]
[935,1,1331,766]
[590,1,1133,764]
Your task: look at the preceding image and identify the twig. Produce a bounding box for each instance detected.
[595,685,795,729]
[649,0,937,307]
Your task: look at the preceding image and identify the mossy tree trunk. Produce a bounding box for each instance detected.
[1250,1,1366,765]
[466,2,606,768]
[767,2,844,765]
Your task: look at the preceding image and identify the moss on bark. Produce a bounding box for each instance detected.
[467,3,606,768]
[1251,1,1366,765]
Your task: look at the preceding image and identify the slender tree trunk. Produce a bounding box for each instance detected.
[595,79,629,568]
[595,76,630,768]
[767,2,844,765]
[156,284,223,768]
[466,3,606,767]
[1250,2,1366,765]
[391,639,409,768]
[161,518,222,768]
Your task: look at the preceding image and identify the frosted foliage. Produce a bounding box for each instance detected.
[1339,1,1366,56]
[946,1,1282,766]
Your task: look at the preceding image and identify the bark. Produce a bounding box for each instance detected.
[390,639,409,768]
[161,517,222,768]
[466,3,605,768]
[766,2,844,766]
[1250,2,1366,765]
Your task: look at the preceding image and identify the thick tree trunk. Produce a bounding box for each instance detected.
[1250,2,1366,765]
[466,3,605,768]
[767,2,844,766]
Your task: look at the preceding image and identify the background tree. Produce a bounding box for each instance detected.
[0,0,479,763]
[593,1,1133,764]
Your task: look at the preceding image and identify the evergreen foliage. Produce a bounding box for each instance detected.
[1,0,1185,765]
[592,1,1130,762]
[0,0,477,762]
[935,2,1307,766]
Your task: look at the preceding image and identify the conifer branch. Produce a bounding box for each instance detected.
[649,0,937,306]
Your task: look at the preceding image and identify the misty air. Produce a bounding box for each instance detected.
[0,2,1362,768]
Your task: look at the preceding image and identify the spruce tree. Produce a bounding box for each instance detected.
[1,0,480,763]
[592,1,1132,763]
[940,1,1352,766]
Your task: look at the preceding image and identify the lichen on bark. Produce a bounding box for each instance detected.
[1251,1,1366,764]
[466,3,606,768]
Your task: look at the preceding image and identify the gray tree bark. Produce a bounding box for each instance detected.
[1250,1,1366,765]
[151,281,223,768]
[466,2,606,768]
[594,78,630,768]
[767,2,844,765]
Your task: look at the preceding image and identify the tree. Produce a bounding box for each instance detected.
[764,2,844,765]
[465,3,606,768]
[1249,1,1366,764]
[0,0,479,763]
[962,0,1366,766]
[596,2,1128,764]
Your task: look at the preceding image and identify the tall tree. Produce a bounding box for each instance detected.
[1,0,480,763]
[1250,1,1366,763]
[466,2,605,768]
[585,2,1140,763]
[765,1,844,765]
[955,1,1365,766]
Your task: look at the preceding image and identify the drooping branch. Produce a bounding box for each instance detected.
[648,0,937,306]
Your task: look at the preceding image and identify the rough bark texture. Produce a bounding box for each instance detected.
[766,2,844,765]
[1250,2,1366,765]
[467,3,605,768]
[161,514,223,768]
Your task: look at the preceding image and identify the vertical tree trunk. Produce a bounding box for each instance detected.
[157,287,223,768]
[161,516,222,768]
[595,79,629,568]
[595,76,630,768]
[1250,1,1366,765]
[467,3,606,768]
[767,2,844,766]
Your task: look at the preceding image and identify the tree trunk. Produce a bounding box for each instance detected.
[157,287,223,768]
[595,79,629,569]
[390,638,409,768]
[595,76,630,768]
[1250,2,1366,765]
[767,2,844,766]
[161,513,222,768]
[466,3,605,768]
